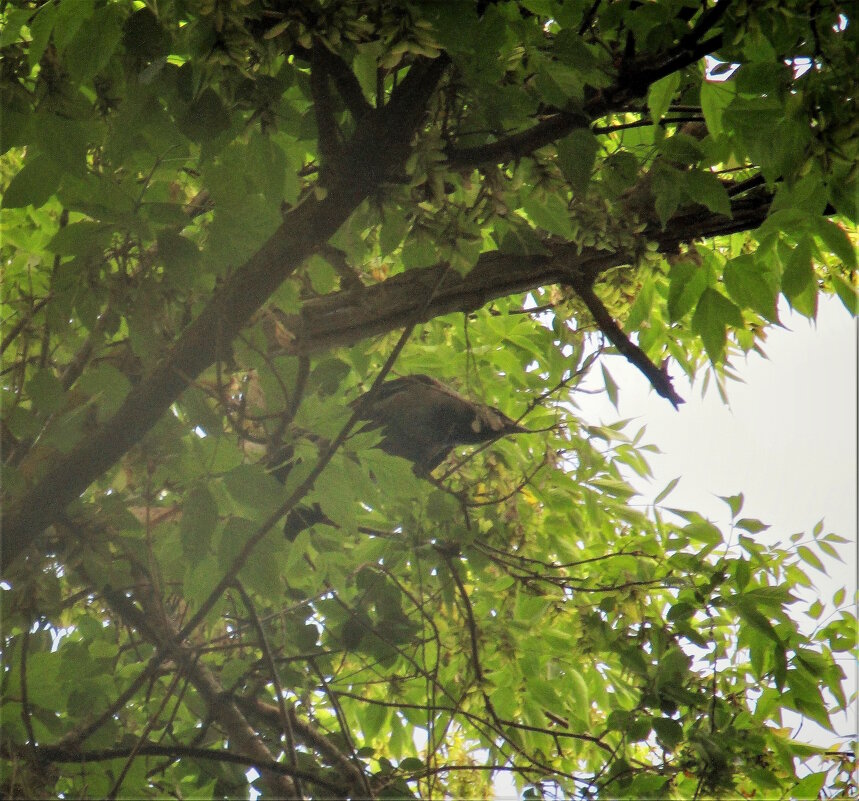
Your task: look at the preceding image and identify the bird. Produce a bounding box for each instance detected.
[279,374,528,539]
[353,374,528,473]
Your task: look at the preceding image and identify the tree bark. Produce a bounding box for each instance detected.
[285,189,774,355]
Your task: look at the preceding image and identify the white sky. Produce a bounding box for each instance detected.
[573,293,858,751]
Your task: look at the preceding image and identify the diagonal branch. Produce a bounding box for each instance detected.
[0,57,450,575]
[566,273,684,408]
[106,582,301,798]
[446,110,592,170]
[234,581,303,798]
[5,743,346,793]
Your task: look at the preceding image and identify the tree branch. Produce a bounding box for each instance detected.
[2,743,347,793]
[233,581,303,798]
[447,2,730,171]
[567,274,684,408]
[446,110,592,170]
[310,41,343,171]
[111,583,301,798]
[310,39,373,119]
[1,57,449,574]
[280,189,775,356]
[236,696,373,796]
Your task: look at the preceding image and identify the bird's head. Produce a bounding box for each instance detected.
[464,404,530,443]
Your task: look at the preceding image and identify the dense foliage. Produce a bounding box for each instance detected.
[1,0,857,798]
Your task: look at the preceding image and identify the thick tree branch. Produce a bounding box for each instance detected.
[1,57,450,574]
[310,42,342,170]
[237,696,373,797]
[104,583,301,798]
[447,110,592,169]
[282,189,775,356]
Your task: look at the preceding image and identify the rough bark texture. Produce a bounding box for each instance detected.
[284,189,774,355]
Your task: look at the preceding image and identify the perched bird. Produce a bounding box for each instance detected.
[279,374,528,539]
[353,374,528,473]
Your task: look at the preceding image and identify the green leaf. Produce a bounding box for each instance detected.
[122,7,171,61]
[828,271,858,314]
[723,255,779,321]
[734,558,751,591]
[521,193,575,239]
[556,129,600,193]
[682,519,722,546]
[77,364,132,419]
[181,486,219,560]
[1,154,63,209]
[51,0,92,51]
[814,217,857,268]
[667,260,708,322]
[699,79,735,138]
[654,476,680,505]
[564,668,589,714]
[786,669,832,730]
[796,545,825,574]
[33,114,90,175]
[352,42,382,105]
[683,170,732,217]
[790,772,827,801]
[691,288,744,362]
[651,716,683,750]
[601,364,619,410]
[64,5,124,81]
[781,237,815,302]
[380,206,411,255]
[0,7,31,48]
[47,221,112,257]
[718,493,744,518]
[26,369,66,415]
[360,699,389,740]
[735,518,769,533]
[647,72,681,123]
[224,464,284,520]
[179,88,231,143]
[735,599,781,644]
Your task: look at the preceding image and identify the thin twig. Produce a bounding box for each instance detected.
[233,581,303,799]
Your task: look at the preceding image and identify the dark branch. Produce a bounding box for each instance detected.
[318,243,365,290]
[446,110,591,170]
[0,295,51,355]
[281,187,776,356]
[447,2,730,171]
[0,57,449,574]
[3,743,347,794]
[310,39,373,119]
[567,274,684,408]
[310,41,342,170]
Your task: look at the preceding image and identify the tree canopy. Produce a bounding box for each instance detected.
[1,0,857,798]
